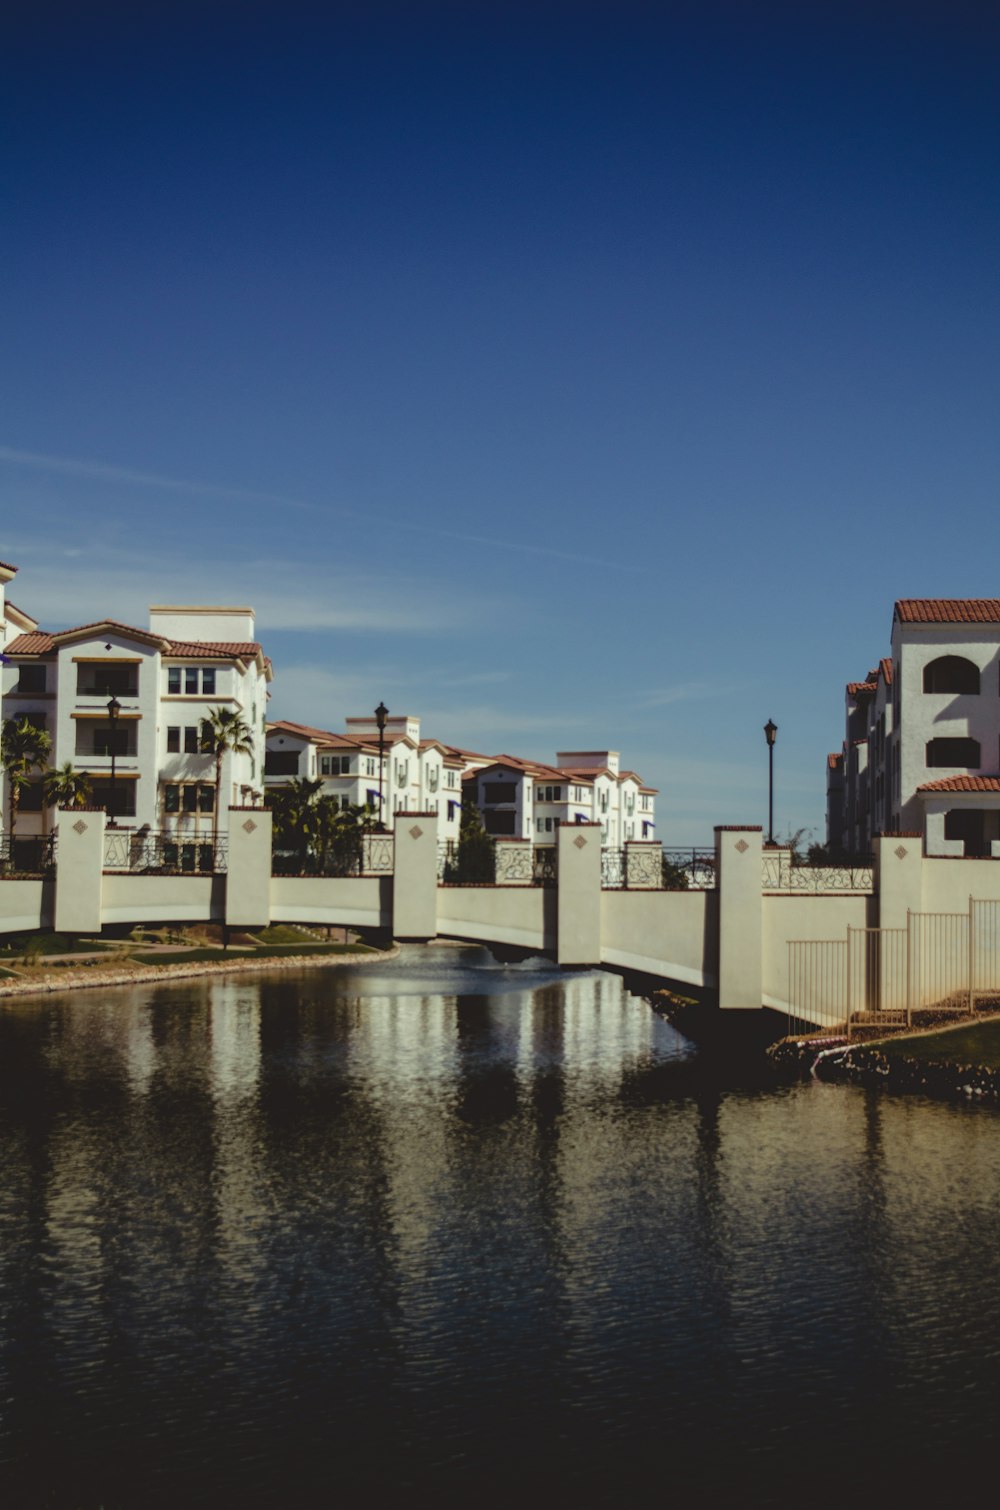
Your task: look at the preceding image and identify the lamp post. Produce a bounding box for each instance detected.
[107,694,122,827]
[375,702,388,831]
[763,718,778,845]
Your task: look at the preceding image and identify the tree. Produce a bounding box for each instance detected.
[454,797,495,883]
[43,762,93,812]
[270,776,324,870]
[199,707,255,826]
[1,717,52,844]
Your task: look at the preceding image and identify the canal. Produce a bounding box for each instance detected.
[1,944,999,1505]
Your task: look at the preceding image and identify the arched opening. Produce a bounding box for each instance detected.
[923,656,980,694]
[926,737,981,768]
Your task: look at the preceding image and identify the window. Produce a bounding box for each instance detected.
[168,668,181,694]
[183,785,198,812]
[185,668,199,695]
[165,784,180,812]
[483,782,513,804]
[199,784,214,812]
[202,668,216,695]
[923,656,980,694]
[86,723,133,757]
[320,754,351,776]
[265,750,299,776]
[20,782,44,812]
[926,737,981,768]
[167,726,180,753]
[91,782,136,818]
[448,800,458,821]
[77,663,137,697]
[184,726,200,754]
[15,665,46,694]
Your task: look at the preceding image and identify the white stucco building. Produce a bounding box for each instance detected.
[466,747,656,848]
[827,598,1000,857]
[3,600,270,840]
[265,714,465,842]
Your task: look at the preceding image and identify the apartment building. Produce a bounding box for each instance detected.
[466,747,656,847]
[2,600,270,838]
[264,714,465,842]
[827,599,1000,857]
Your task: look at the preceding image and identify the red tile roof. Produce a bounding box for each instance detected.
[166,639,264,659]
[828,752,843,769]
[7,624,266,663]
[4,632,54,654]
[846,681,876,697]
[917,775,1000,793]
[896,599,1000,624]
[879,657,893,684]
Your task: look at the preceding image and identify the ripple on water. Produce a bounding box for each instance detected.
[0,946,999,1505]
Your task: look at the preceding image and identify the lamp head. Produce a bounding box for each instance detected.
[763,718,778,747]
[107,695,122,719]
[375,701,388,732]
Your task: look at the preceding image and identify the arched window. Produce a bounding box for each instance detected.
[926,737,981,768]
[923,656,980,694]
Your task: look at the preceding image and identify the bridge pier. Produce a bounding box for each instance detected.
[715,826,763,1012]
[227,807,273,929]
[392,812,439,940]
[54,807,105,935]
[557,822,602,965]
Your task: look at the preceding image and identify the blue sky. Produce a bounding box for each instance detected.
[3,1,999,843]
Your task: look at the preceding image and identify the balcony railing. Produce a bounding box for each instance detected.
[103,829,228,874]
[272,833,394,878]
[0,834,57,878]
[762,854,874,892]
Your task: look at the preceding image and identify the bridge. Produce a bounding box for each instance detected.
[5,811,1000,1033]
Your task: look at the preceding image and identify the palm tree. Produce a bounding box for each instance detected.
[199,707,256,827]
[271,776,324,870]
[1,717,53,845]
[43,762,93,812]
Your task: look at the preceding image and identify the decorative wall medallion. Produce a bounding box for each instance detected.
[735,839,749,853]
[242,819,258,834]
[72,819,88,835]
[573,835,587,849]
[409,825,424,840]
[894,845,908,859]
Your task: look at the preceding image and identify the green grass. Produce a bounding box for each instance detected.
[252,924,321,944]
[0,965,20,979]
[880,1018,1000,1069]
[0,932,111,956]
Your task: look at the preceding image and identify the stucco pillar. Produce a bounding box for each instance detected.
[557,821,602,965]
[494,837,533,885]
[226,807,273,928]
[715,825,763,1012]
[874,831,923,931]
[393,811,439,940]
[54,807,106,935]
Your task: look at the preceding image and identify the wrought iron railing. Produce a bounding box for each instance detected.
[662,847,716,889]
[601,848,626,888]
[272,832,394,878]
[532,847,557,886]
[103,829,228,874]
[0,834,57,878]
[762,854,874,892]
[437,839,496,885]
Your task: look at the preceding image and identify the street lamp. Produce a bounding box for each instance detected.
[107,694,122,827]
[375,701,388,831]
[763,718,778,845]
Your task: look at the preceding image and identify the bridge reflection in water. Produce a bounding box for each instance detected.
[1,946,999,1505]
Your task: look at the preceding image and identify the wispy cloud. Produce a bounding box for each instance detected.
[637,681,746,709]
[0,444,646,573]
[5,543,489,635]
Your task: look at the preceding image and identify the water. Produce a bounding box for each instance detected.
[2,944,1000,1507]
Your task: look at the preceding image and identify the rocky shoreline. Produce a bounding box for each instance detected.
[0,944,401,1000]
[768,1032,1000,1103]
